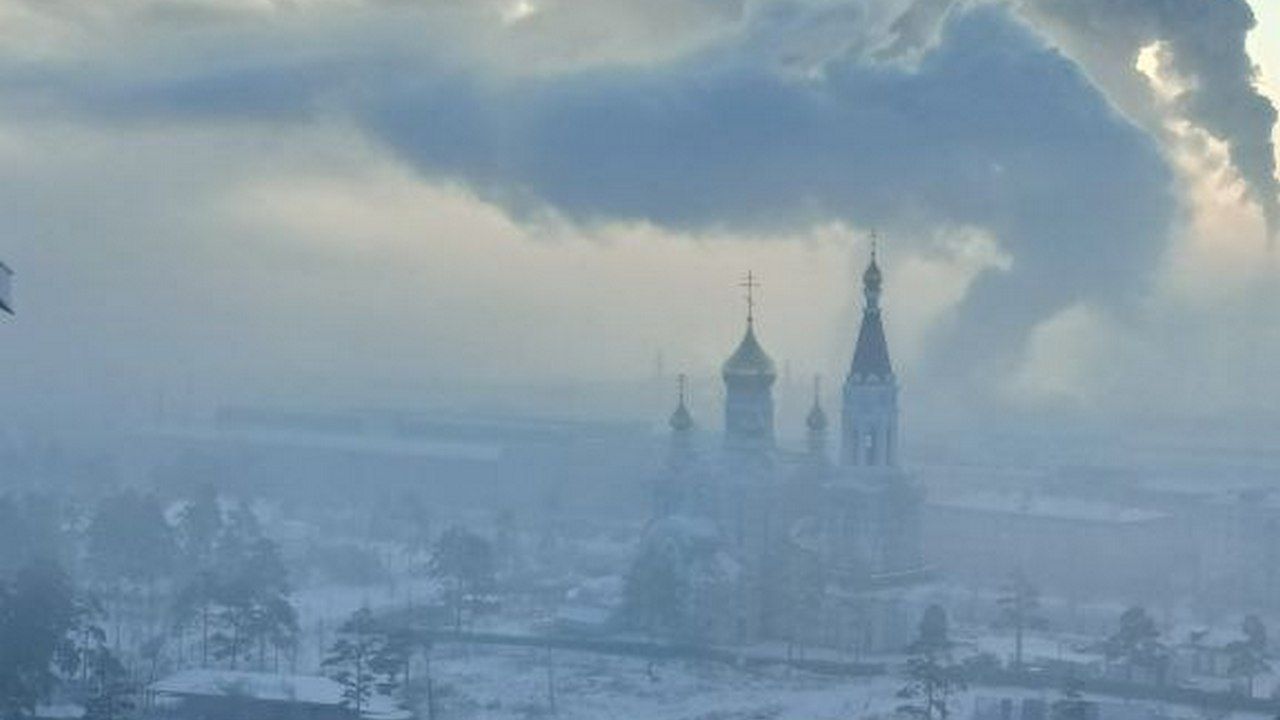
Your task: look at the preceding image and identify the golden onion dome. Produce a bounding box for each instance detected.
[721,323,777,380]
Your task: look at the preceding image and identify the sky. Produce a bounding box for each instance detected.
[0,0,1278,437]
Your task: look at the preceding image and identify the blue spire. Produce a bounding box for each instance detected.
[849,246,893,382]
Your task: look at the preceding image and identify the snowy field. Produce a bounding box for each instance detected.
[423,643,1278,720]
[427,644,904,720]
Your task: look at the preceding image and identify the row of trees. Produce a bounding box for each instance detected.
[999,570,1269,695]
[0,559,130,720]
[169,490,298,670]
[322,608,414,715]
[320,523,502,719]
[77,484,300,672]
[0,483,305,720]
[428,527,496,632]
[1103,606,1269,692]
[908,608,1096,720]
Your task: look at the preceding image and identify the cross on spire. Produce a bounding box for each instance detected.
[677,373,687,406]
[870,229,879,263]
[740,271,760,325]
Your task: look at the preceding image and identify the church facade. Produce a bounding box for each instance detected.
[651,251,931,653]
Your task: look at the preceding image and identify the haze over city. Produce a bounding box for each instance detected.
[2,2,1280,720]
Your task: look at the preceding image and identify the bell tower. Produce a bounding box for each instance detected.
[841,242,899,468]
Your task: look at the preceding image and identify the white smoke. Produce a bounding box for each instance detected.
[874,0,1278,241]
[1013,0,1280,243]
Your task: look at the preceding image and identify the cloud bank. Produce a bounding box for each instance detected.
[0,0,1277,429]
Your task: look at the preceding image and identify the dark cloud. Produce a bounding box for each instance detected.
[361,6,1175,381]
[1019,0,1279,241]
[5,2,1178,396]
[876,0,953,62]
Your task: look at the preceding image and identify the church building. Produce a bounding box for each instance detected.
[650,249,932,653]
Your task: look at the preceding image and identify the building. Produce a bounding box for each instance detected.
[924,491,1183,611]
[648,250,932,653]
[150,669,409,720]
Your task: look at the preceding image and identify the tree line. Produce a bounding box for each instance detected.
[0,484,300,720]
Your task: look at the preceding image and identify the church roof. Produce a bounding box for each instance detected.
[669,401,693,432]
[863,256,883,293]
[849,251,893,382]
[722,323,777,379]
[806,397,828,431]
[849,309,893,381]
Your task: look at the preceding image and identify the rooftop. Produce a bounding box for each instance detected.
[930,491,1168,524]
[151,669,409,720]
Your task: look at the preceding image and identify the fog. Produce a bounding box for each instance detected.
[2,1,1280,719]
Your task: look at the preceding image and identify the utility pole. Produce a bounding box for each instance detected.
[545,645,557,715]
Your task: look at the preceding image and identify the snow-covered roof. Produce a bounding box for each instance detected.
[34,703,83,719]
[555,604,613,627]
[151,670,409,720]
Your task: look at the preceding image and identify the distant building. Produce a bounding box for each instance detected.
[647,250,932,653]
[924,491,1183,609]
[971,694,1172,720]
[131,407,657,518]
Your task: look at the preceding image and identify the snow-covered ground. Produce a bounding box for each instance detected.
[426,644,904,720]
[422,643,1277,720]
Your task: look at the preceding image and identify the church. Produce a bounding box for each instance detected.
[647,249,932,653]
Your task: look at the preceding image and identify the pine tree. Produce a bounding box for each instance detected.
[81,652,135,720]
[997,568,1045,669]
[176,484,222,567]
[86,490,176,591]
[914,604,952,655]
[176,501,297,671]
[1104,606,1167,684]
[898,605,965,720]
[0,559,80,719]
[85,490,176,634]
[323,609,408,716]
[622,531,688,643]
[1226,615,1269,696]
[428,527,495,632]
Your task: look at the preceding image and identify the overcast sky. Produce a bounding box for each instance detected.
[0,0,1278,435]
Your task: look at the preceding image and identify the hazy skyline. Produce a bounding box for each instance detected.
[1,0,1279,432]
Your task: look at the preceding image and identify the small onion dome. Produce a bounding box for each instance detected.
[863,256,883,294]
[806,398,828,432]
[721,324,777,380]
[669,401,693,432]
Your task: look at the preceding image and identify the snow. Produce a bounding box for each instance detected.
[931,492,1167,524]
[555,605,612,626]
[426,644,906,720]
[421,643,1280,720]
[34,704,84,719]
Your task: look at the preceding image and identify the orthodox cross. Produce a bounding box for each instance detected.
[740,270,760,324]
